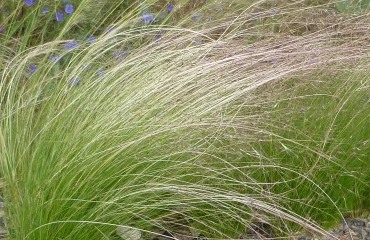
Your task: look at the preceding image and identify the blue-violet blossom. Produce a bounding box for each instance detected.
[55,11,64,22]
[28,64,37,74]
[141,13,154,24]
[41,6,49,15]
[167,4,174,13]
[65,4,74,14]
[64,40,79,50]
[24,0,36,7]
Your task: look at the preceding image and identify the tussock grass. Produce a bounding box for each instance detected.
[0,0,370,239]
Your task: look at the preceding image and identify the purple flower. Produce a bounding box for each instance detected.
[253,12,263,18]
[24,0,36,7]
[103,27,115,34]
[70,76,80,86]
[55,11,64,22]
[0,27,5,34]
[28,64,37,74]
[192,12,201,21]
[157,12,167,20]
[112,49,127,61]
[152,30,164,44]
[97,68,105,77]
[49,54,62,63]
[2,7,9,13]
[166,4,174,13]
[41,6,49,15]
[87,35,95,44]
[268,8,280,15]
[64,40,79,50]
[141,13,154,24]
[65,4,74,14]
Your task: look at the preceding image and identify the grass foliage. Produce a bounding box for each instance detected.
[0,0,370,239]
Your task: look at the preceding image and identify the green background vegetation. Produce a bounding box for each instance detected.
[0,0,369,239]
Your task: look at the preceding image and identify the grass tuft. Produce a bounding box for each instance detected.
[1,0,370,239]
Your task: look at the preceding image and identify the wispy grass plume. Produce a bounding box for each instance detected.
[1,0,370,239]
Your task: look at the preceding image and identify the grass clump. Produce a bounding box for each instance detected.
[0,0,370,239]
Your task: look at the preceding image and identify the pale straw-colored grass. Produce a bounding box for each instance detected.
[1,1,370,239]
